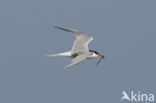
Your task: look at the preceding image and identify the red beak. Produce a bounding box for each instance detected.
[96,54,104,66]
[97,54,103,58]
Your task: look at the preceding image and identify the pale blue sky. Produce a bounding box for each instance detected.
[0,0,156,103]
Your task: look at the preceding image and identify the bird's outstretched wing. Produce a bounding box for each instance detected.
[54,26,93,52]
[62,54,88,69]
[55,26,81,36]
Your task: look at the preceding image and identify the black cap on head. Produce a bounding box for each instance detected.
[89,50,99,54]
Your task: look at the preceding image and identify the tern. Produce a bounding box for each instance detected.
[47,26,104,69]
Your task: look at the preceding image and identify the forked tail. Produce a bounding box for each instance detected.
[45,51,71,57]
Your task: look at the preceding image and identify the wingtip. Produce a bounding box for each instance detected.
[54,26,62,29]
[54,26,59,28]
[59,66,69,70]
[62,65,68,69]
[61,64,73,69]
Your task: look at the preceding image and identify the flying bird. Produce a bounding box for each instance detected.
[47,26,104,69]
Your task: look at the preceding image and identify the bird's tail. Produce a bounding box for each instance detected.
[45,51,71,57]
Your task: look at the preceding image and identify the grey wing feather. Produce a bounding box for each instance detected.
[72,35,93,52]
[54,26,93,52]
[62,54,88,69]
[54,26,81,36]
